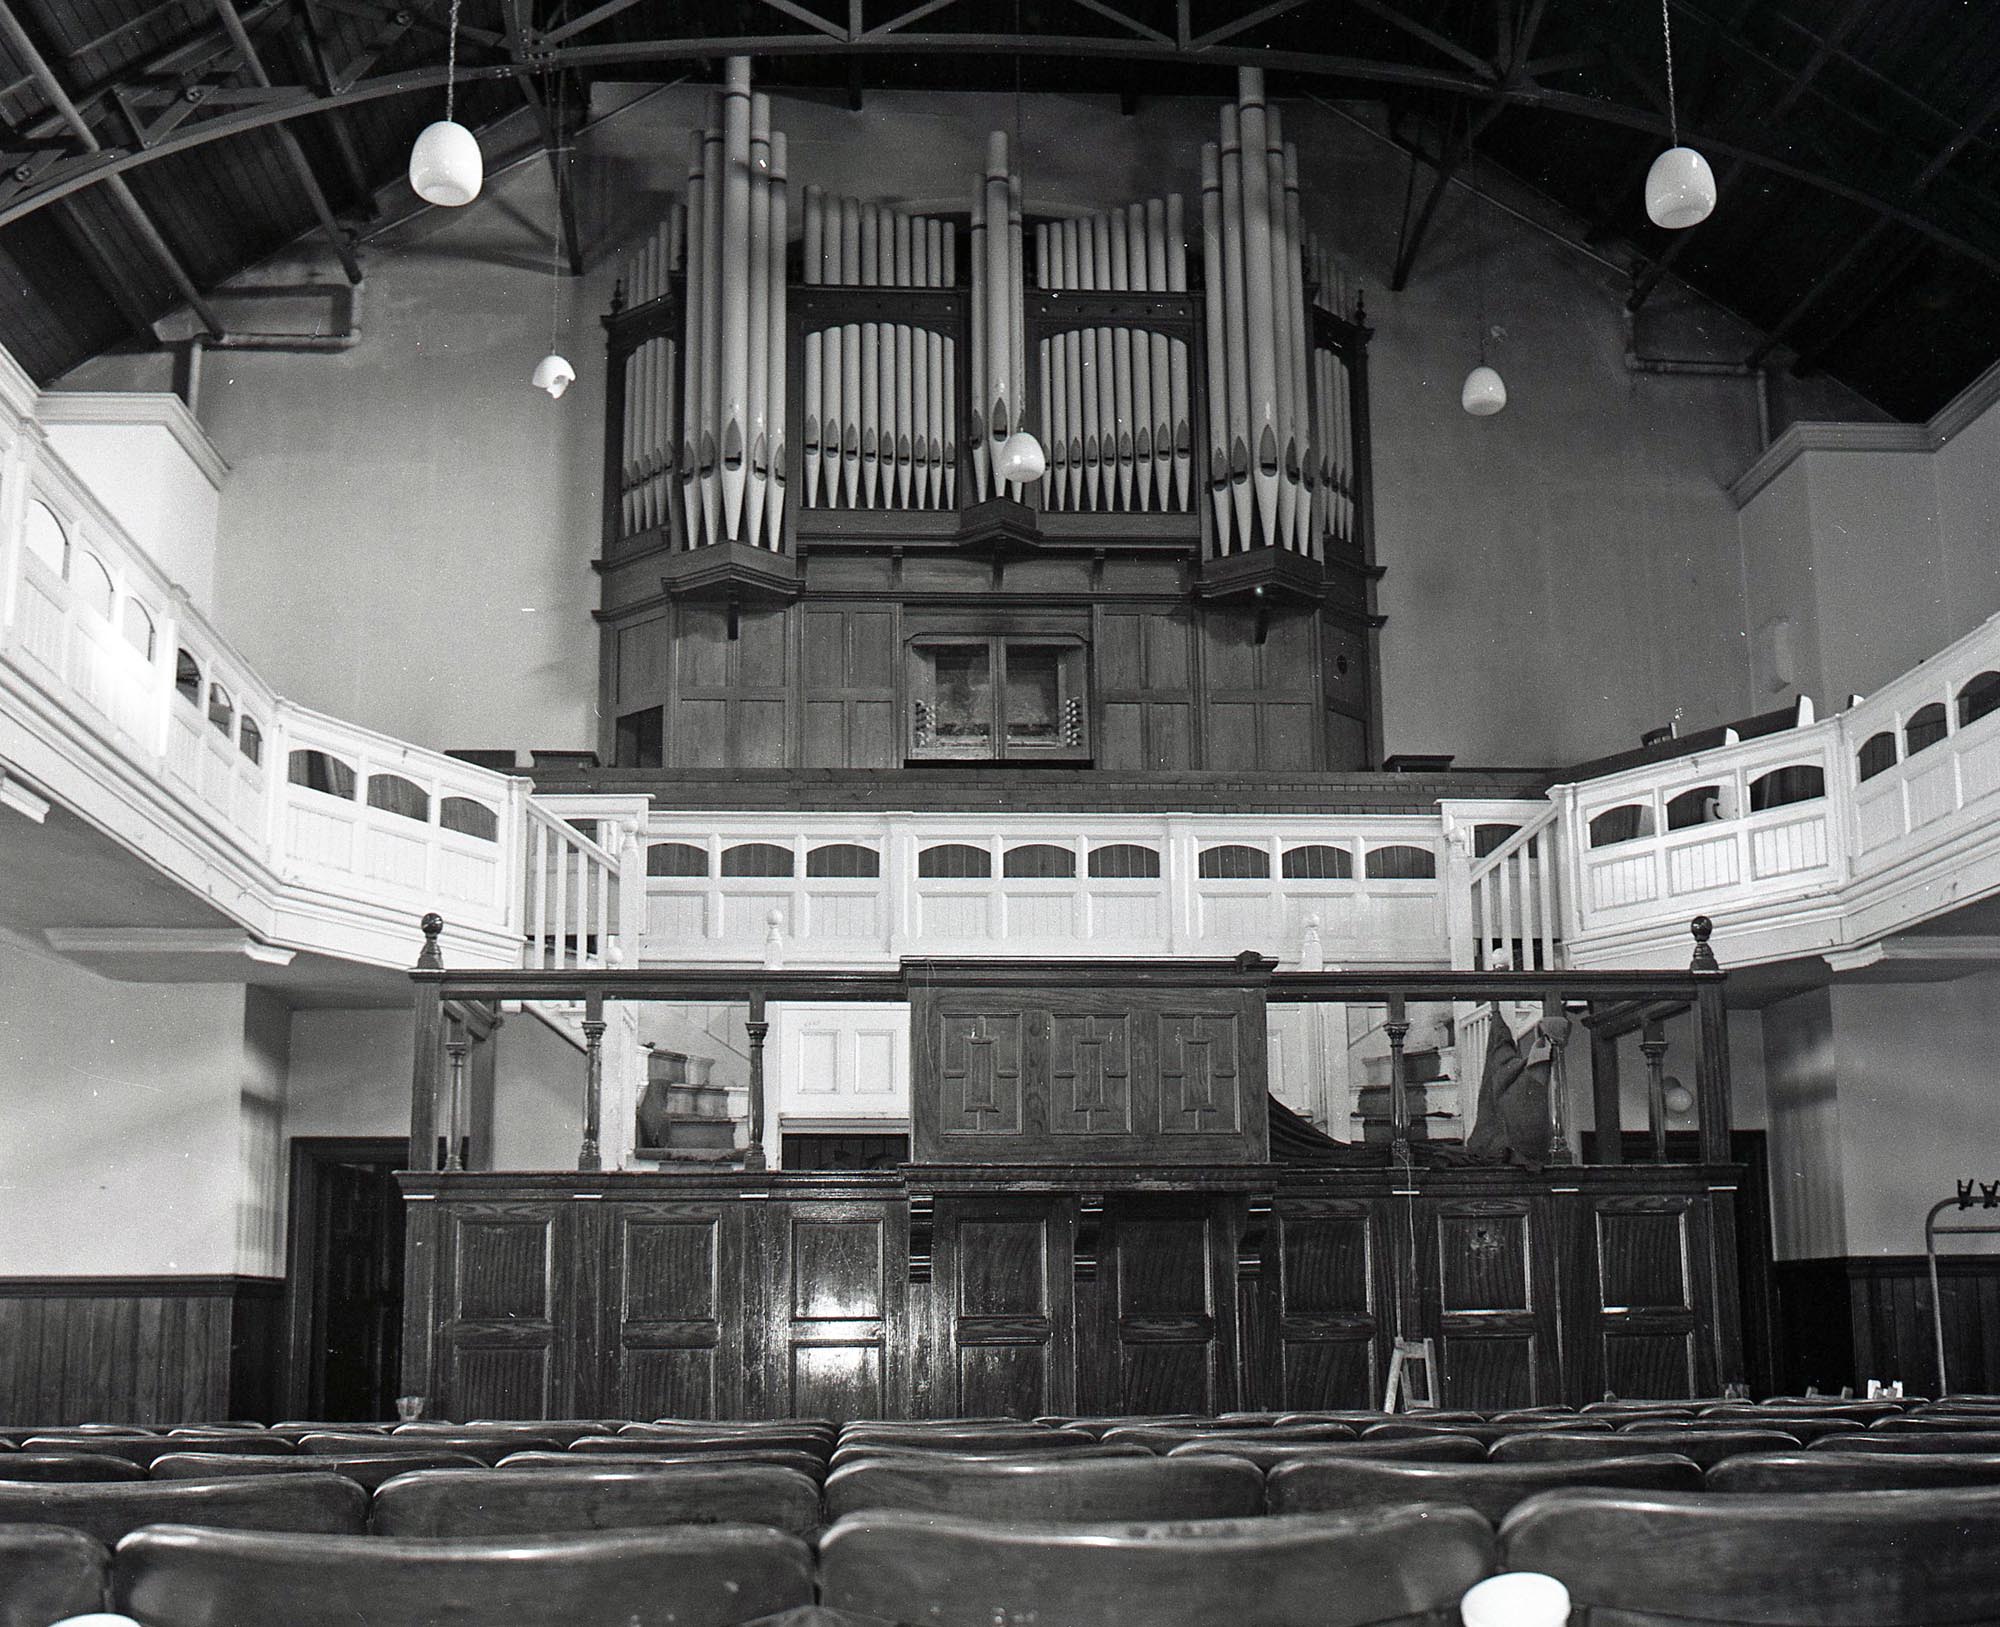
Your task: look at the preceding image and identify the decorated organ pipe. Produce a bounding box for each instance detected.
[1199,66,1357,557]
[1036,191,1190,517]
[604,59,1363,554]
[799,186,959,512]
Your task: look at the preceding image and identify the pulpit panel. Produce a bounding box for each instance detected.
[911,981,1269,1163]
[431,1202,571,1419]
[936,1199,1073,1418]
[1592,1195,1709,1399]
[603,1201,744,1419]
[1266,1198,1385,1409]
[1104,1204,1233,1415]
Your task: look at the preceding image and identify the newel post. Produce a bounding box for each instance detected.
[1691,916,1733,1165]
[745,989,769,1172]
[408,913,446,1171]
[579,990,606,1173]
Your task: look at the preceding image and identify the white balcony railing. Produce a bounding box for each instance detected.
[0,382,642,975]
[1552,608,2000,969]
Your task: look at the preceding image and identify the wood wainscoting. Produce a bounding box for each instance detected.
[1775,1254,2000,1397]
[400,1163,1744,1419]
[0,1276,283,1425]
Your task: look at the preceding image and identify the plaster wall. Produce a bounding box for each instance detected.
[1935,386,2000,638]
[1761,986,1844,1263]
[0,930,251,1275]
[1830,972,2000,1259]
[40,417,223,616]
[62,85,1776,768]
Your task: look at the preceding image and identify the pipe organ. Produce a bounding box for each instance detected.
[600,59,1382,775]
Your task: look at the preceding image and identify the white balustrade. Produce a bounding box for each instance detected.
[636,813,1459,967]
[0,385,636,975]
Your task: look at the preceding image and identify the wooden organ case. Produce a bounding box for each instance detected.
[596,64,1382,777]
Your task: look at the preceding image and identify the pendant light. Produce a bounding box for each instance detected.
[1644,0,1715,229]
[995,2,1045,490]
[531,66,574,398]
[408,0,482,207]
[1460,115,1506,417]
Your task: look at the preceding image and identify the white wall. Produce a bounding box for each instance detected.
[1761,987,1845,1262]
[60,83,1787,768]
[39,404,224,616]
[0,930,253,1275]
[1735,368,2000,712]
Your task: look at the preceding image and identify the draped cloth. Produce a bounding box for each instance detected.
[1465,1003,1562,1170]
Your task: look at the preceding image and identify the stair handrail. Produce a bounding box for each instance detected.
[1467,800,1561,887]
[521,796,628,969]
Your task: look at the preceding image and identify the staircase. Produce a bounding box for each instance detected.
[636,1047,743,1164]
[1348,1007,1465,1144]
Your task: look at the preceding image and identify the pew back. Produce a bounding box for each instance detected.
[369,1465,823,1537]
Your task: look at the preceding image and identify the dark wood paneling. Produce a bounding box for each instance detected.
[0,1278,280,1426]
[1778,1255,2000,1398]
[400,1165,1744,1418]
[912,985,1269,1165]
[1107,1206,1231,1415]
[937,1200,1072,1419]
[603,1201,743,1420]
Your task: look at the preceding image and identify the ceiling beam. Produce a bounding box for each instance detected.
[0,0,225,336]
[1,21,1998,287]
[1745,69,2000,367]
[1388,0,1549,290]
[211,0,362,282]
[503,0,582,274]
[280,5,378,209]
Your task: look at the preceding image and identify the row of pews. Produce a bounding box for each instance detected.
[6,1398,2000,1624]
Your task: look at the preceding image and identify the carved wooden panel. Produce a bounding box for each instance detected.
[1156,1013,1242,1135]
[1591,1196,1708,1400]
[912,985,1269,1163]
[1046,1012,1134,1136]
[433,1203,568,1419]
[937,1201,1073,1419]
[935,1012,1027,1138]
[1424,1197,1558,1410]
[1105,1206,1231,1415]
[759,1203,900,1421]
[1266,1199,1383,1410]
[604,1202,743,1421]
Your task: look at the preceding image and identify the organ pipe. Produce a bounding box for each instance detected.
[608,59,1350,550]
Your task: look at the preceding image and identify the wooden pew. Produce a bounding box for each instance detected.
[1500,1486,2000,1623]
[0,1455,146,1483]
[295,1431,564,1465]
[1708,1452,2000,1493]
[823,1454,1265,1524]
[819,1506,1496,1627]
[1626,1415,1863,1446]
[508,1447,828,1478]
[0,1474,365,1545]
[369,1465,822,1538]
[149,1451,486,1489]
[828,1429,1098,1466]
[1168,1436,1488,1468]
[1267,1453,1702,1522]
[0,1525,107,1627]
[1100,1425,1357,1453]
[1809,1430,2000,1454]
[1490,1429,1798,1469]
[19,1434,294,1468]
[115,1524,814,1627]
[592,1430,831,1459]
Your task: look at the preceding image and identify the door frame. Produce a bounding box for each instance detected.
[282,1136,410,1420]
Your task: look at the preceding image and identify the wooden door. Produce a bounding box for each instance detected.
[599,1199,747,1419]
[752,1200,906,1421]
[932,1197,1075,1419]
[1258,1196,1387,1411]
[1418,1194,1562,1410]
[286,1139,407,1422]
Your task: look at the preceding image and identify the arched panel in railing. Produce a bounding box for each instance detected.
[1364,843,1436,880]
[647,840,710,876]
[1748,764,1825,811]
[1665,786,1724,830]
[1282,843,1353,879]
[722,841,795,877]
[1198,843,1269,879]
[1002,843,1075,879]
[288,748,357,799]
[807,842,881,878]
[1588,804,1654,848]
[918,842,990,879]
[368,773,431,822]
[1906,703,1949,756]
[1958,671,2000,730]
[1857,731,1898,782]
[1087,842,1161,878]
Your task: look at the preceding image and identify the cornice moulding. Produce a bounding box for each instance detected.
[36,390,231,489]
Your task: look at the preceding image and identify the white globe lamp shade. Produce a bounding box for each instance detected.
[996,429,1047,485]
[1645,145,1716,229]
[1459,1572,1572,1627]
[1461,364,1507,417]
[408,120,483,208]
[531,353,576,399]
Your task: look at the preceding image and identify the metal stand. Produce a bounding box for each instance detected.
[1925,1183,2000,1397]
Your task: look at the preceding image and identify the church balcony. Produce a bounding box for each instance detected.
[1552,607,2000,975]
[0,380,648,985]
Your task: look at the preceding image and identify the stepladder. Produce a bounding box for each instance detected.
[1383,1336,1439,1412]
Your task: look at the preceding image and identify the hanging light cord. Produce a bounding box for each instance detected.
[549,57,566,346]
[443,0,462,123]
[1660,0,1679,147]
